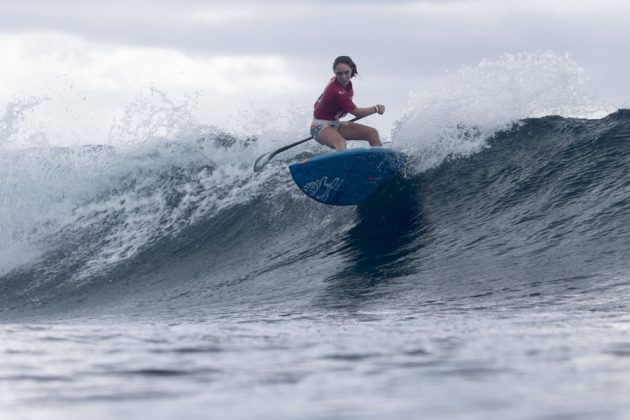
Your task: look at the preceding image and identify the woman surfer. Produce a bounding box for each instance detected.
[311,56,385,151]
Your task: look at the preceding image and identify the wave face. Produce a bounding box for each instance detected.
[1,107,629,317]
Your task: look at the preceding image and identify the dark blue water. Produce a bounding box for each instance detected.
[1,110,630,419]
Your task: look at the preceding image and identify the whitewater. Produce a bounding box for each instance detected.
[1,53,630,420]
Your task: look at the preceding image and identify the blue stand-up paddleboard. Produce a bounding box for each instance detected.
[289,148,406,206]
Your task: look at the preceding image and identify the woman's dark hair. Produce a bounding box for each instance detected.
[333,56,358,77]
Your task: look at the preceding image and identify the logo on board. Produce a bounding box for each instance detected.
[303,176,343,202]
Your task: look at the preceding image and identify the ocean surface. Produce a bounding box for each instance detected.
[1,84,630,417]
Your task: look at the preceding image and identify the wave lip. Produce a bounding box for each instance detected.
[394,51,612,171]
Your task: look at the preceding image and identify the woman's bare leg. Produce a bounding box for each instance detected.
[339,122,382,147]
[316,126,347,151]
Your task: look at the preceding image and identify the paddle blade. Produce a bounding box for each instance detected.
[253,152,273,172]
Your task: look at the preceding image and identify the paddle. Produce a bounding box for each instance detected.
[253,115,365,172]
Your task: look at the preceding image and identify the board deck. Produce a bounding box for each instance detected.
[288,148,405,206]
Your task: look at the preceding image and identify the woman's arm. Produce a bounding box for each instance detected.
[350,104,386,118]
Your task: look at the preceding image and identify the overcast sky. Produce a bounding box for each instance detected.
[1,0,628,145]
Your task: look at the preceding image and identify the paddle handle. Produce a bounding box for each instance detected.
[253,115,365,172]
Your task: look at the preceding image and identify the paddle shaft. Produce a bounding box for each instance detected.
[253,115,365,172]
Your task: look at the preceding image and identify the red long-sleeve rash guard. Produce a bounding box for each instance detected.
[313,78,357,121]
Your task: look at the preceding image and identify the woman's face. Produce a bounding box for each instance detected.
[334,63,352,86]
